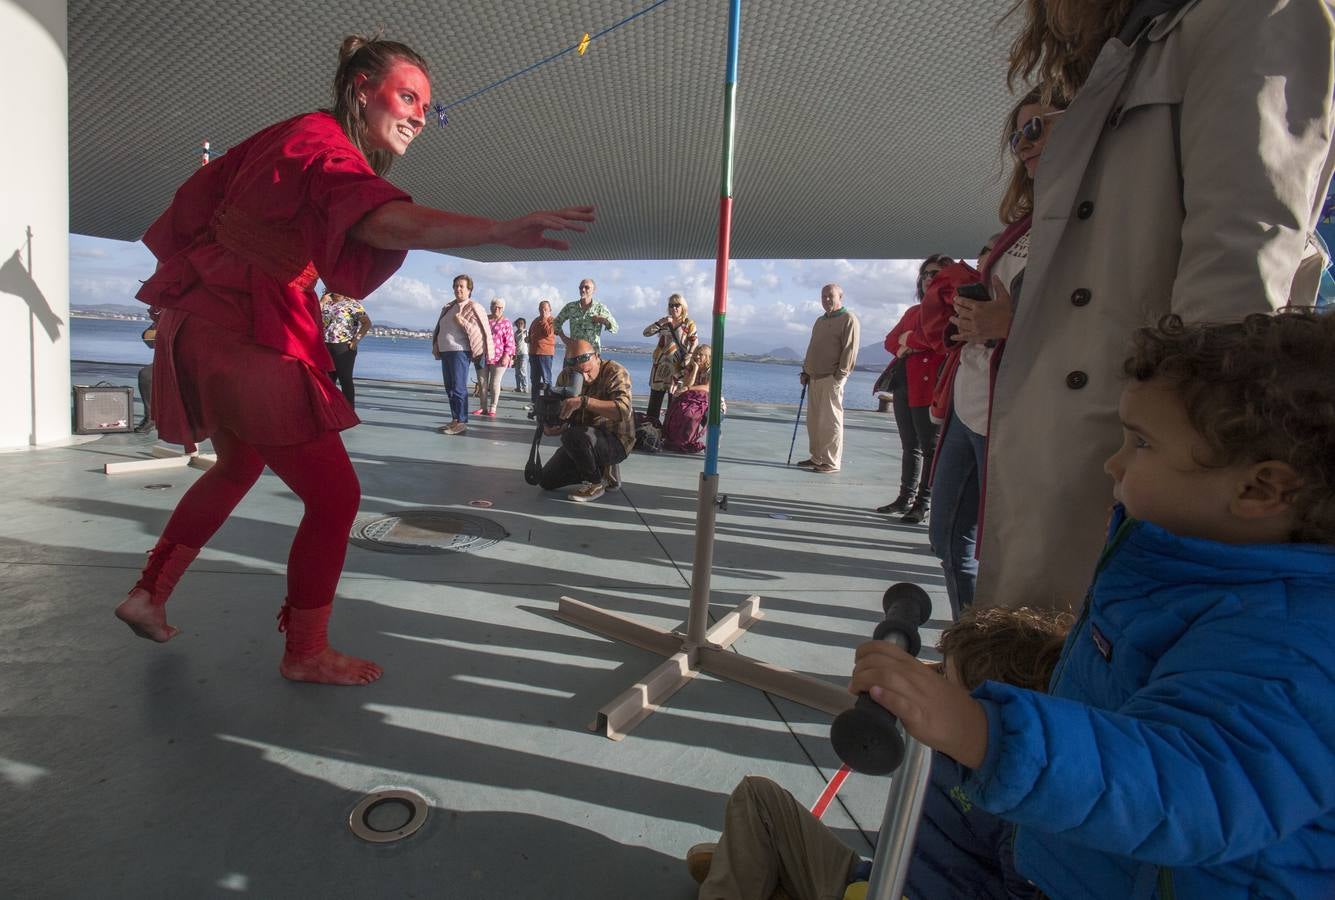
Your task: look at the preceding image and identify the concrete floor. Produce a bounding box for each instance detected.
[1,364,950,899]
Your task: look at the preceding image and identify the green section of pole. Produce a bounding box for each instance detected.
[718,83,736,199]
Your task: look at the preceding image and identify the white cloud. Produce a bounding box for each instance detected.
[368,275,440,309]
[70,274,144,306]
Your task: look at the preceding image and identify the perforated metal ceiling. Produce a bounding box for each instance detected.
[69,0,1018,261]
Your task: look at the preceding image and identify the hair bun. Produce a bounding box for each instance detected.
[338,30,389,65]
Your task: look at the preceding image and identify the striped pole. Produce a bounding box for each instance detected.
[685,0,741,647]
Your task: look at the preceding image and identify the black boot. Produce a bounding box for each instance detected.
[901,494,930,525]
[876,489,915,515]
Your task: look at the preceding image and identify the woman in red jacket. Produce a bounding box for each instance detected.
[876,257,949,524]
[114,34,593,685]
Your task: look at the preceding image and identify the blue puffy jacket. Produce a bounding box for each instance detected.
[964,508,1335,899]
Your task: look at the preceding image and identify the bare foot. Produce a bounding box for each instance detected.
[114,588,180,642]
[280,647,383,685]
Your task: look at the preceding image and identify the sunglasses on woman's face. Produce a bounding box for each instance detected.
[565,352,596,367]
[1009,111,1064,154]
[668,303,682,309]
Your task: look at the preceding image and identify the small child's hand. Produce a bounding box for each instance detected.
[849,641,989,768]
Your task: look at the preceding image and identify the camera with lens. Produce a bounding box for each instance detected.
[524,372,584,484]
[528,375,584,428]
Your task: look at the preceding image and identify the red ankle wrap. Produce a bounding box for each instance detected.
[277,603,331,658]
[131,541,200,606]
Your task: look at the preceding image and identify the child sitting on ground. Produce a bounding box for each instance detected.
[852,310,1335,899]
[690,605,1073,900]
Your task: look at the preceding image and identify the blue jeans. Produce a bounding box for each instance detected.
[928,411,987,619]
[440,351,471,422]
[530,354,554,406]
[514,356,528,392]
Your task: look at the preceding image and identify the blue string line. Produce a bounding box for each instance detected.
[435,0,674,113]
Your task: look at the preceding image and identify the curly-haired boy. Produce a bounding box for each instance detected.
[692,604,1072,900]
[853,310,1335,899]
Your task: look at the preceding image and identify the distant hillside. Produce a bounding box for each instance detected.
[765,346,801,360]
[857,340,892,370]
[72,303,147,318]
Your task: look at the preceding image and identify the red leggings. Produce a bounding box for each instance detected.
[158,428,360,608]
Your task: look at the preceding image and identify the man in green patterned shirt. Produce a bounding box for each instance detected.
[554,278,619,349]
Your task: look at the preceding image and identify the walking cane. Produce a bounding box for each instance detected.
[786,384,807,465]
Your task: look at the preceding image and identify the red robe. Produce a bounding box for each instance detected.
[137,111,410,446]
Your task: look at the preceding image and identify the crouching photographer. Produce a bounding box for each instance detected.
[525,339,633,503]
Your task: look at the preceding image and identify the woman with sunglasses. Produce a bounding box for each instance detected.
[875,256,950,525]
[116,34,594,687]
[642,293,698,425]
[917,87,1064,619]
[979,0,1335,617]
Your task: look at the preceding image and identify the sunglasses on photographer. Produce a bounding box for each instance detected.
[1008,111,1064,154]
[564,352,596,367]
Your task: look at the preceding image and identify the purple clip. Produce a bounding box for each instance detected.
[433,103,449,127]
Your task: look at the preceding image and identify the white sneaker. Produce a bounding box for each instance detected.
[569,482,605,503]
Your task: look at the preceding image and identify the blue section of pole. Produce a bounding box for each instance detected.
[725,0,740,84]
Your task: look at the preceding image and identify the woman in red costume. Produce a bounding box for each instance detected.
[114,35,594,685]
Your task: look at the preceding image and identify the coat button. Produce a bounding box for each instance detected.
[1066,371,1089,390]
[1071,288,1091,307]
[1077,201,1095,219]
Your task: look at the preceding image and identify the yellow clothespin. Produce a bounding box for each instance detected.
[577,32,591,55]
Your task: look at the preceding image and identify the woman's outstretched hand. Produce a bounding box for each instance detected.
[493,206,597,251]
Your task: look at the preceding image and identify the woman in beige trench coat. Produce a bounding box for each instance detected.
[979,0,1335,612]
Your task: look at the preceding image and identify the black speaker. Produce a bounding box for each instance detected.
[73,385,134,434]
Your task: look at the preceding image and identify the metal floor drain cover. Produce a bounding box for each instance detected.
[350,509,507,554]
[348,789,430,843]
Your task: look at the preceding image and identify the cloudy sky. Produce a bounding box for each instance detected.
[70,233,938,355]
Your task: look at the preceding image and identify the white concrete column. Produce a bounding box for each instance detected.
[0,0,70,449]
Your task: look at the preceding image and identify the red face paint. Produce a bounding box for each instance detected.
[361,62,431,156]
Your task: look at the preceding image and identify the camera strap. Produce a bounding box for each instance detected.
[524,422,545,485]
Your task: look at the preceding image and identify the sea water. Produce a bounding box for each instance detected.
[71,317,885,409]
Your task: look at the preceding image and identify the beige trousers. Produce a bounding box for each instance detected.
[484,364,508,413]
[699,776,858,900]
[805,375,846,469]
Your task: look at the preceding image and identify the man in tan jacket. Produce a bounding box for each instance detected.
[980,0,1335,613]
[798,284,859,474]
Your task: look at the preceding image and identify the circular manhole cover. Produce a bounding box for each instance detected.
[349,508,508,554]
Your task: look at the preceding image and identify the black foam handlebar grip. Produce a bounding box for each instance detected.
[831,583,933,775]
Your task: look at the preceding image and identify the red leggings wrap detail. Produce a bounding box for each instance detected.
[156,428,361,609]
[277,603,331,657]
[132,540,201,605]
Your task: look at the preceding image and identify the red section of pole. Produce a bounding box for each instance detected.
[712,196,733,317]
